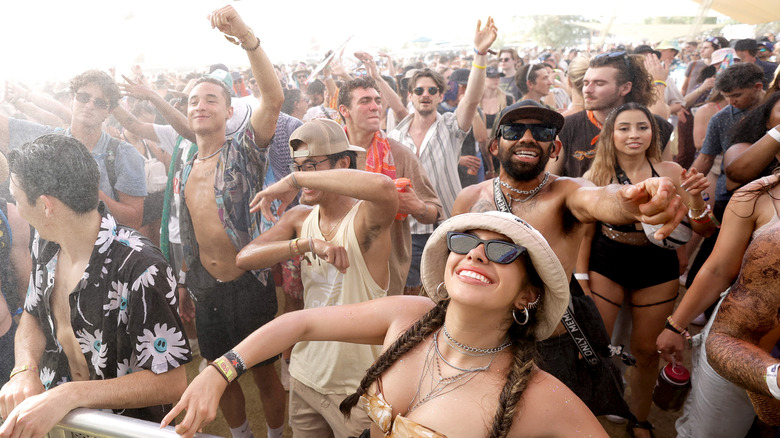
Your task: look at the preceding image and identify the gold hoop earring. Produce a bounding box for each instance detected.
[436,282,449,300]
[513,306,530,325]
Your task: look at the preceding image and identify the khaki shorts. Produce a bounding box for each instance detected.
[288,377,371,438]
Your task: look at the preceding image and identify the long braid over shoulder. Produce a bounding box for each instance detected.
[488,336,537,438]
[339,299,449,417]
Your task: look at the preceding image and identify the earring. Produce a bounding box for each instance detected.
[526,294,541,311]
[513,306,530,325]
[436,282,449,300]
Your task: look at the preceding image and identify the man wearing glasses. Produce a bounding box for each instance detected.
[547,51,674,178]
[388,17,497,296]
[234,118,398,436]
[453,99,684,419]
[498,47,523,101]
[0,70,147,229]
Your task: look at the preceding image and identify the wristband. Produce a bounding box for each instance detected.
[210,358,236,383]
[767,128,780,143]
[472,62,486,70]
[688,203,711,221]
[574,273,589,281]
[473,47,487,56]
[178,269,187,286]
[9,365,38,380]
[767,364,780,399]
[290,238,302,257]
[224,350,247,377]
[666,315,685,334]
[653,80,667,87]
[242,36,261,52]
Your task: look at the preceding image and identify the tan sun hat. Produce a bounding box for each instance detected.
[420,211,570,340]
[289,118,365,158]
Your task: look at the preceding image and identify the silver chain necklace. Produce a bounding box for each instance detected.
[442,324,511,356]
[407,329,495,414]
[196,146,224,161]
[498,171,550,203]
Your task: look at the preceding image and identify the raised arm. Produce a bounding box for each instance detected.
[707,224,780,398]
[118,76,195,143]
[5,82,72,125]
[355,51,408,121]
[455,17,496,132]
[209,5,283,147]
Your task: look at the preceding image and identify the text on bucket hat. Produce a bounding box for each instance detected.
[420,211,570,340]
[289,118,365,158]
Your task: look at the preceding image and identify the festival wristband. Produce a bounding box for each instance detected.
[210,357,237,383]
[574,273,589,281]
[9,365,38,380]
[766,364,780,400]
[178,269,186,286]
[767,128,780,143]
[654,80,667,87]
[665,316,684,334]
[224,350,247,378]
[473,47,487,56]
[472,62,486,70]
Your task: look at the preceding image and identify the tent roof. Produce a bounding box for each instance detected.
[579,23,722,42]
[691,0,780,24]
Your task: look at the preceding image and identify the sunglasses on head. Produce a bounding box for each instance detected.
[413,86,439,96]
[447,232,527,264]
[497,123,557,142]
[75,92,109,110]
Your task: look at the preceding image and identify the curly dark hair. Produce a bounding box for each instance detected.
[715,62,765,93]
[337,77,380,110]
[729,91,780,145]
[588,52,658,107]
[69,70,121,109]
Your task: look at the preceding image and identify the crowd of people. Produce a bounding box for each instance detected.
[0,4,779,438]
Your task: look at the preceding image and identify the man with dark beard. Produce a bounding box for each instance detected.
[452,99,684,418]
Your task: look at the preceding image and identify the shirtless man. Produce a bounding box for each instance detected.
[452,99,683,418]
[707,221,780,425]
[176,6,286,438]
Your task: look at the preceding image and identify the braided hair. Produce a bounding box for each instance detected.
[339,297,540,438]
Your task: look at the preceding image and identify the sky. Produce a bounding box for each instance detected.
[1,0,730,85]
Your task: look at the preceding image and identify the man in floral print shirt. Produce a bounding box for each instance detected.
[0,134,190,436]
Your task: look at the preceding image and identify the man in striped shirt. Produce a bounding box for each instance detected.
[388,18,497,295]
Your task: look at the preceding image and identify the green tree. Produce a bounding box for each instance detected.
[528,16,593,48]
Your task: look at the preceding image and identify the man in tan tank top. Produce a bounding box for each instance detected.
[234,118,398,437]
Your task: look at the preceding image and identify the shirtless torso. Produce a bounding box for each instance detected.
[183,150,244,281]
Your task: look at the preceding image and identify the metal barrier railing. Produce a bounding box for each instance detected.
[40,408,221,438]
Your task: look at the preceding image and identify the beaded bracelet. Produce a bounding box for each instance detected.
[242,36,261,52]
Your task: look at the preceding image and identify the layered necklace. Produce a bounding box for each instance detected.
[407,327,507,414]
[499,171,550,204]
[442,324,511,356]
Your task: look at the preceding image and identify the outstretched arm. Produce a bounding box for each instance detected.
[209,5,283,147]
[162,295,434,438]
[455,17,497,132]
[724,126,780,185]
[565,176,685,240]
